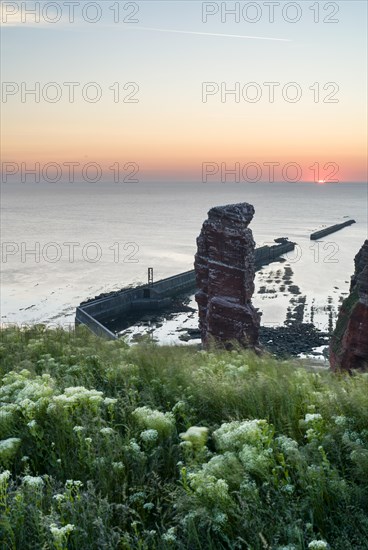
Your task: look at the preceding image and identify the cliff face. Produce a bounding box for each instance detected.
[194,203,260,349]
[329,240,368,372]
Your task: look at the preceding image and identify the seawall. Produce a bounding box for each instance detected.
[310,220,356,240]
[75,240,296,340]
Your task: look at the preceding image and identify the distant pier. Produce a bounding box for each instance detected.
[310,220,356,240]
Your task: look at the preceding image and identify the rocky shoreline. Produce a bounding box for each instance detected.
[259,323,330,358]
[178,322,330,359]
[116,288,332,361]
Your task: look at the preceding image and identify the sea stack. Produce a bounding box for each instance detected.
[194,203,260,349]
[329,240,368,372]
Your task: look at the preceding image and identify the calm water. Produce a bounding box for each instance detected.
[1,182,367,330]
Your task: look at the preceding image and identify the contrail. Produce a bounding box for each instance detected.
[127,26,291,42]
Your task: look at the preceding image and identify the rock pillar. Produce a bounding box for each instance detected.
[194,203,260,349]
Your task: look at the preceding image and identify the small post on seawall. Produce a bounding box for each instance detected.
[148,267,154,286]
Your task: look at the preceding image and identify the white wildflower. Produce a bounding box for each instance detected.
[276,435,299,456]
[19,399,36,415]
[343,430,362,445]
[304,413,322,423]
[333,415,347,427]
[104,397,117,406]
[129,439,141,453]
[50,523,74,541]
[130,491,145,503]
[0,470,11,484]
[100,427,115,436]
[213,512,227,525]
[305,428,317,441]
[50,387,104,410]
[238,365,249,374]
[0,410,14,429]
[0,372,54,421]
[180,426,208,448]
[214,419,269,452]
[0,437,21,460]
[22,475,44,488]
[179,440,192,449]
[89,396,102,404]
[65,480,83,490]
[132,406,175,437]
[239,444,271,475]
[188,471,230,502]
[64,386,101,397]
[308,541,328,550]
[112,461,124,471]
[140,429,159,443]
[73,425,84,433]
[172,401,186,414]
[162,527,176,543]
[201,452,241,484]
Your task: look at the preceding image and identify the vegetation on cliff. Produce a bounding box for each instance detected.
[1,326,368,549]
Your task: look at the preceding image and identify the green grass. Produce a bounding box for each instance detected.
[1,325,368,549]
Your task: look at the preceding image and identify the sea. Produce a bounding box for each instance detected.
[1,182,367,342]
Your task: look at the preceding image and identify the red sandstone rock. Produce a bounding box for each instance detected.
[194,203,260,349]
[329,240,368,372]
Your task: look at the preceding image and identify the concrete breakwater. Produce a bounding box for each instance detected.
[76,270,196,339]
[310,220,355,240]
[75,240,296,340]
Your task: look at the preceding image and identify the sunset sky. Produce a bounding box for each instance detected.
[1,0,367,183]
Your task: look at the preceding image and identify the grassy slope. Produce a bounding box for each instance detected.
[0,326,368,549]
